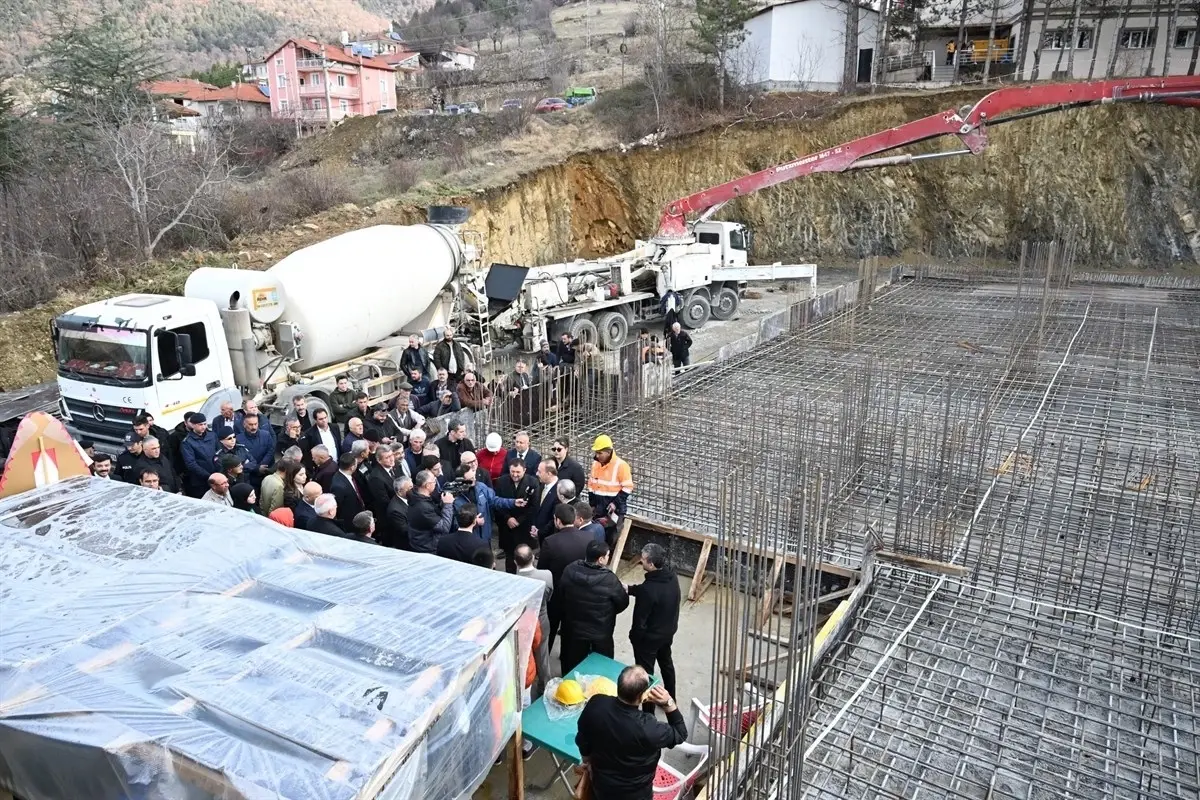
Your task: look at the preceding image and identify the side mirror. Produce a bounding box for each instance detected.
[181,364,197,377]
[157,330,182,377]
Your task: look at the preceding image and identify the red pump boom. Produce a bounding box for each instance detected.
[654,76,1200,241]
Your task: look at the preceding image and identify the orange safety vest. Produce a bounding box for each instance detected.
[587,454,634,498]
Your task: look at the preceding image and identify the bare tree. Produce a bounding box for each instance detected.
[1144,0,1164,74]
[639,0,687,126]
[843,0,862,90]
[1161,0,1182,74]
[86,93,233,261]
[1189,0,1200,74]
[1106,0,1135,76]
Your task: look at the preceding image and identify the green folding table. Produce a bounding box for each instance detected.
[522,652,660,792]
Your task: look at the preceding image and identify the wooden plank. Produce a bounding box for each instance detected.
[876,550,970,577]
[756,557,785,629]
[508,723,526,800]
[609,517,633,570]
[688,536,714,602]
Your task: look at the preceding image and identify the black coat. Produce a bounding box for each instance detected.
[557,456,587,491]
[275,433,303,460]
[436,530,491,564]
[494,473,538,549]
[309,515,378,545]
[437,436,475,475]
[408,492,455,553]
[115,449,143,483]
[363,461,399,519]
[400,345,433,378]
[537,527,593,589]
[667,329,693,360]
[529,480,561,536]
[432,339,472,380]
[558,560,629,642]
[294,500,317,531]
[312,459,338,492]
[384,495,410,549]
[134,454,181,493]
[503,448,542,473]
[329,470,365,532]
[628,568,681,647]
[302,423,343,461]
[576,697,688,800]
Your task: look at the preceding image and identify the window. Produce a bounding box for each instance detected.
[275,57,284,66]
[311,72,321,85]
[340,99,349,112]
[1176,28,1197,48]
[1120,28,1157,49]
[279,99,289,111]
[697,231,720,245]
[729,229,748,251]
[337,74,346,87]
[156,322,210,369]
[276,73,286,88]
[312,99,323,110]
[1042,27,1092,49]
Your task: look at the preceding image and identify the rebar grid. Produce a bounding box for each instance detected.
[801,565,1200,800]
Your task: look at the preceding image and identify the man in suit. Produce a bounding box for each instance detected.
[503,430,541,473]
[302,408,342,469]
[363,445,400,523]
[329,452,365,533]
[293,481,323,531]
[436,503,492,564]
[529,458,559,541]
[385,475,413,550]
[310,445,337,491]
[494,458,539,572]
[536,503,594,649]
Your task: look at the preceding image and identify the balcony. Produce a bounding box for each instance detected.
[295,58,356,73]
[298,83,360,98]
[297,107,352,123]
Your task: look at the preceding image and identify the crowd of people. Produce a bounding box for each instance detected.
[84,328,692,797]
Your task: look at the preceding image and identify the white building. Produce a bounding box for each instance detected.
[734,0,880,92]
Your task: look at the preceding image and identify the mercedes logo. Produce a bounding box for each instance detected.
[92,404,105,422]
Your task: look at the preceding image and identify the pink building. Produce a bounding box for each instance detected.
[264,38,396,124]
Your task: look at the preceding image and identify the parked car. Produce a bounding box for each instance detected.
[459,101,481,114]
[565,87,597,107]
[445,104,461,115]
[501,98,522,110]
[534,97,568,113]
[411,108,435,116]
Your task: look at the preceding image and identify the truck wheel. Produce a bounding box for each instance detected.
[567,316,600,347]
[681,293,711,329]
[711,287,740,321]
[594,311,629,350]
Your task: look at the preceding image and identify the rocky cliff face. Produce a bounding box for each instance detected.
[464,91,1199,268]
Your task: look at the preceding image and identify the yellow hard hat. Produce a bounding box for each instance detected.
[555,679,585,706]
[592,434,614,451]
[586,676,617,698]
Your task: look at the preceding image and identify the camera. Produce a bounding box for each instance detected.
[443,478,473,497]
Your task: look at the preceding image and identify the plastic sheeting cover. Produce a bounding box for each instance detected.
[0,477,542,800]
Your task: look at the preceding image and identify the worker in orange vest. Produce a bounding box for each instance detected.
[586,435,634,549]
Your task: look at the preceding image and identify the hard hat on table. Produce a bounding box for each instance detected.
[592,434,614,452]
[555,679,585,706]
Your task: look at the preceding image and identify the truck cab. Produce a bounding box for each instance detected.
[690,221,751,269]
[53,294,236,449]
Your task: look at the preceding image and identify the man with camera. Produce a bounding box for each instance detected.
[407,469,456,554]
[449,462,525,545]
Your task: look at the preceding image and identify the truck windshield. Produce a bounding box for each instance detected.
[56,326,151,386]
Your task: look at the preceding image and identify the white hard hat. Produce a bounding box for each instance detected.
[486,432,502,453]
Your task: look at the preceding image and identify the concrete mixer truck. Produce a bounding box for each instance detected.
[52,211,482,448]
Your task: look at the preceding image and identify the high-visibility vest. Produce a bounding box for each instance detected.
[588,455,634,497]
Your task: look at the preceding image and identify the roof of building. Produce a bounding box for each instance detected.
[449,44,477,56]
[144,79,219,102]
[380,49,421,65]
[205,83,271,103]
[744,0,878,21]
[267,38,396,71]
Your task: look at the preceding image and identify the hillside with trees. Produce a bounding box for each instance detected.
[0,0,433,70]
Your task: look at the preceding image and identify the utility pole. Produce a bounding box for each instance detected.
[586,0,592,50]
[320,45,333,126]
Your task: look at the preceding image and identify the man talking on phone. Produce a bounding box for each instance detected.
[575,664,689,800]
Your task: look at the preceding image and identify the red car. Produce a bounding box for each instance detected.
[534,97,568,113]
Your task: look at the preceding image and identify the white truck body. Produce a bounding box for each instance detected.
[54,224,473,448]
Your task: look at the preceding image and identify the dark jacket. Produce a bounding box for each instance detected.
[211,414,237,442]
[302,422,343,461]
[576,696,688,800]
[557,456,587,491]
[553,339,576,365]
[530,481,560,536]
[537,526,594,589]
[328,389,358,424]
[330,470,365,532]
[408,492,455,554]
[341,432,365,455]
[213,442,256,476]
[628,568,681,647]
[400,345,433,379]
[181,429,217,490]
[167,423,190,475]
[558,560,629,642]
[419,397,460,418]
[494,473,538,547]
[308,515,378,545]
[275,432,303,461]
[134,454,181,493]
[667,329,693,360]
[237,427,276,480]
[384,494,410,549]
[294,500,317,531]
[437,436,475,475]
[366,415,404,444]
[436,529,491,564]
[504,448,542,473]
[432,339,471,380]
[363,460,399,519]
[115,449,143,483]
[407,377,432,409]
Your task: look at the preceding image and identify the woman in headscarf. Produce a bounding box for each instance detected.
[268,507,295,527]
[230,482,258,513]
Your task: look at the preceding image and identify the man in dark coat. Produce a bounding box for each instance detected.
[115,432,145,483]
[436,503,492,564]
[275,418,304,461]
[494,459,539,572]
[576,666,688,800]
[328,375,357,424]
[627,543,681,714]
[503,430,541,473]
[407,469,456,554]
[307,494,357,539]
[538,505,600,650]
[384,475,413,550]
[400,335,434,380]
[666,321,693,369]
[302,408,342,464]
[363,446,400,522]
[437,420,475,475]
[529,459,559,541]
[135,436,181,493]
[557,539,630,674]
[237,413,275,489]
[553,332,576,365]
[213,430,256,477]
[432,326,472,382]
[329,452,365,533]
[180,414,216,497]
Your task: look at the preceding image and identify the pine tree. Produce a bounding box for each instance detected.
[690,0,757,110]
